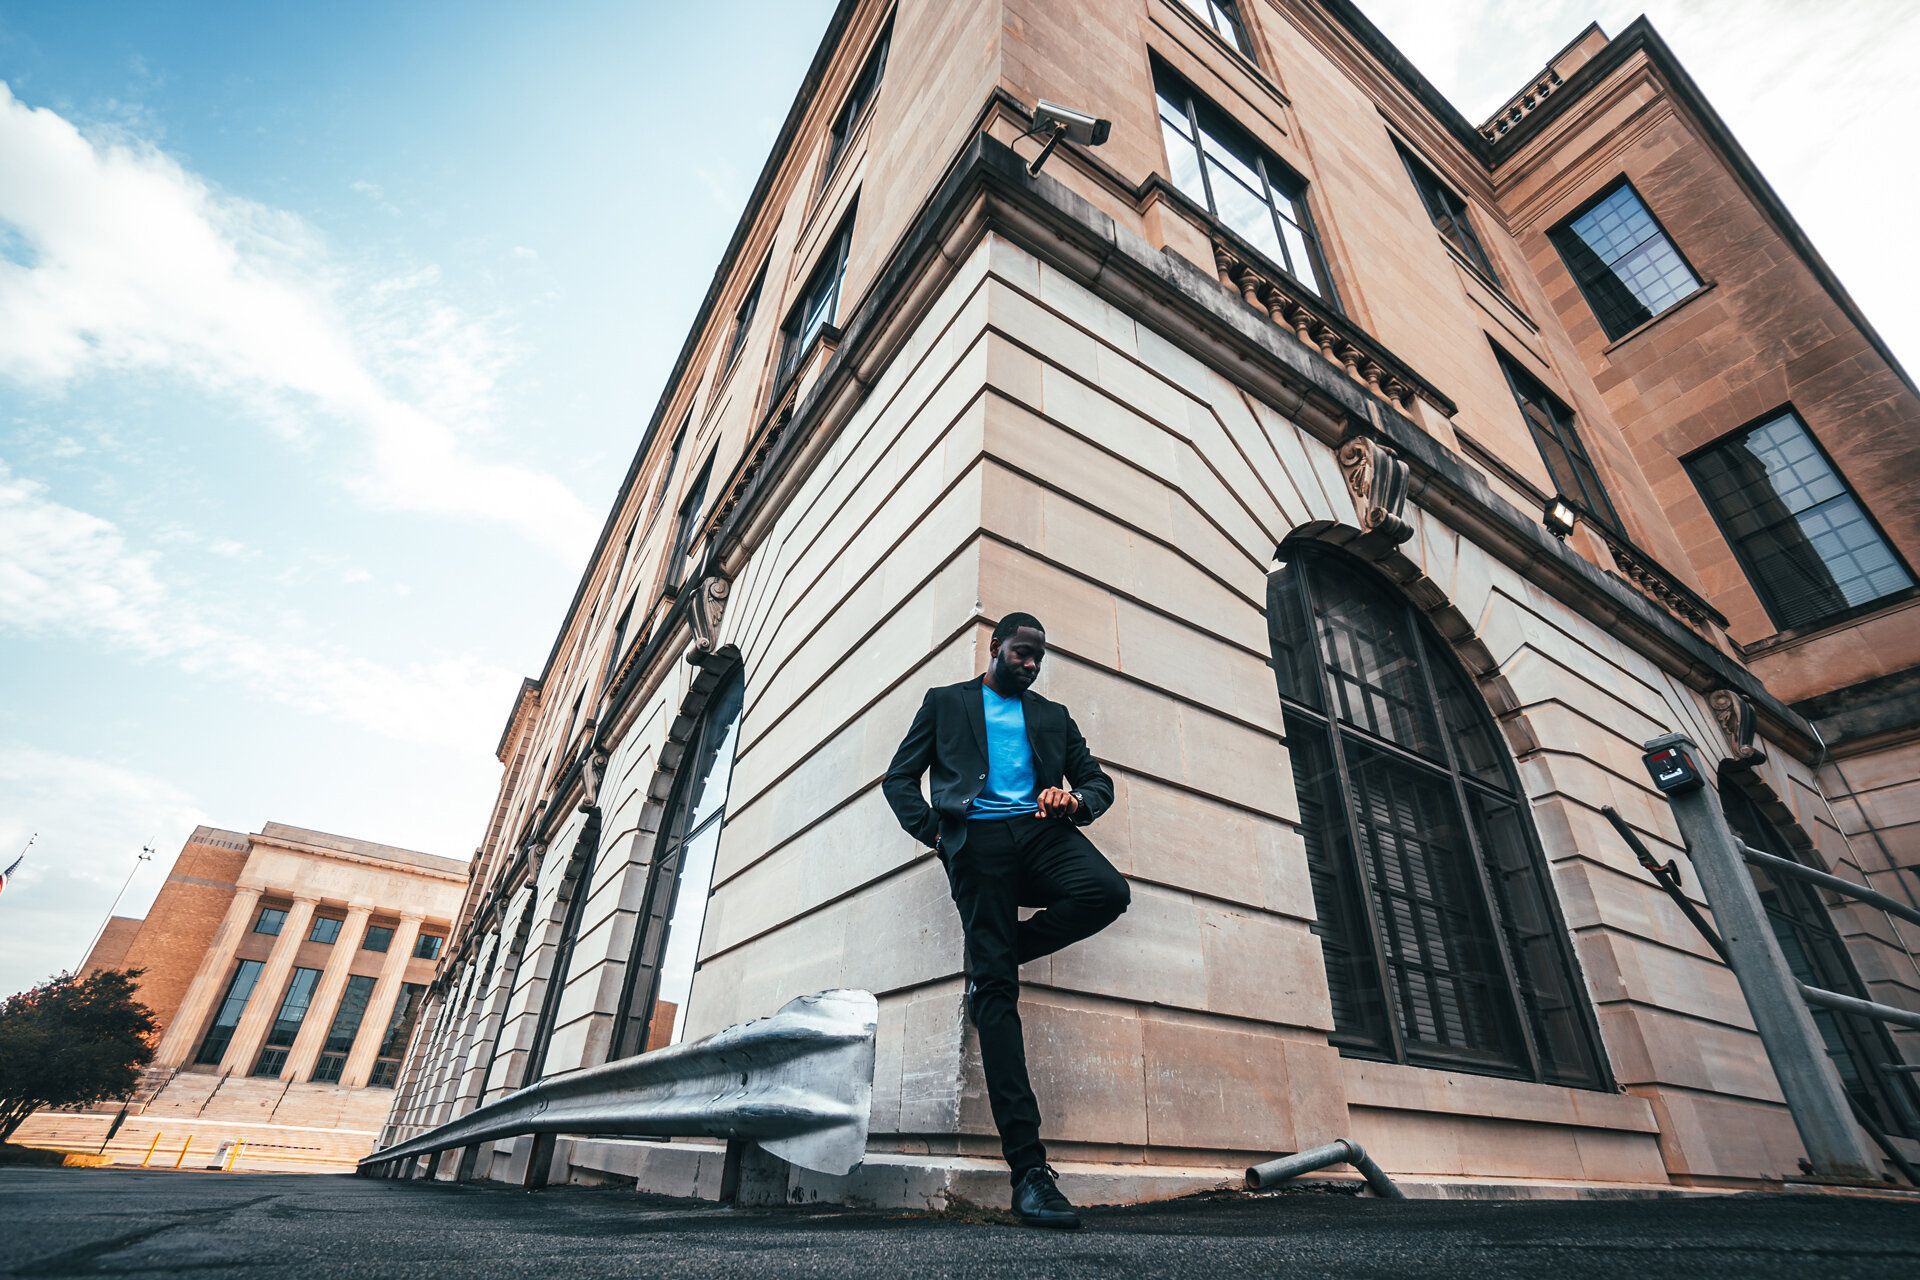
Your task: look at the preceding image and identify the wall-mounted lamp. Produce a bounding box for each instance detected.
[1543,495,1578,540]
[1023,99,1111,176]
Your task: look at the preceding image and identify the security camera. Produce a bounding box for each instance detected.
[1032,100,1111,148]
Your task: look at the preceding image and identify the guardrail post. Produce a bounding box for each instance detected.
[721,1139,793,1206]
[1642,732,1880,1179]
[522,1133,557,1190]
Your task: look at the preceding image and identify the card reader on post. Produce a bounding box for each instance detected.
[1643,742,1703,794]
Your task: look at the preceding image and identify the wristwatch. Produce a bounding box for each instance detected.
[1068,789,1086,814]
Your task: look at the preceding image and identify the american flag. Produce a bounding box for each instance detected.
[0,836,30,901]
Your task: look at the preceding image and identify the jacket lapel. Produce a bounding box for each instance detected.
[964,675,989,762]
[1021,690,1050,782]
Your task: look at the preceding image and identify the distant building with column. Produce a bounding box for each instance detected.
[17,822,469,1171]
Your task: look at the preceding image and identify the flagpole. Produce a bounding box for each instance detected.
[78,845,154,974]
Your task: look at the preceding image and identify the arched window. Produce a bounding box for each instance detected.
[1722,784,1920,1137]
[1268,548,1606,1087]
[611,669,744,1060]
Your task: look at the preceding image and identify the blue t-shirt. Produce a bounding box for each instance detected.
[969,684,1038,820]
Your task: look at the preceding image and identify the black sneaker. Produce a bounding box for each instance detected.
[1011,1164,1080,1230]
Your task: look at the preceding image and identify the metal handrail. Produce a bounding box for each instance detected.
[360,989,877,1182]
[1735,840,1920,930]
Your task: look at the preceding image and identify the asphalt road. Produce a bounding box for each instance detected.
[3,1168,1918,1279]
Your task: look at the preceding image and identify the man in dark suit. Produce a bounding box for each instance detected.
[883,611,1127,1229]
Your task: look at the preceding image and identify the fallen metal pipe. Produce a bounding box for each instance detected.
[1246,1139,1404,1198]
[1736,841,1920,929]
[358,989,877,1179]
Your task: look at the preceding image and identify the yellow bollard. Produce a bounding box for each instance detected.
[224,1140,243,1171]
[140,1132,163,1168]
[174,1135,193,1169]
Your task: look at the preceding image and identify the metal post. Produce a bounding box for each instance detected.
[1644,733,1880,1179]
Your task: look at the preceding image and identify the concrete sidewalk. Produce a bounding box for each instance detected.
[3,1167,1917,1278]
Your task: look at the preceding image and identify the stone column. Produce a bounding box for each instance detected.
[281,905,373,1082]
[152,885,265,1069]
[340,915,424,1089]
[218,897,317,1077]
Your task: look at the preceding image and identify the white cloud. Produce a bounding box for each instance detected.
[0,746,204,997]
[0,82,597,560]
[0,461,521,752]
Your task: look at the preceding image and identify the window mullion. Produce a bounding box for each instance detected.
[1295,559,1405,1064]
[1407,604,1543,1081]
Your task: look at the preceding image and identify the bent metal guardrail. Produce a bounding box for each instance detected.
[359,988,878,1180]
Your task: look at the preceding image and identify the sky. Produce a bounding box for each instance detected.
[2,0,1915,998]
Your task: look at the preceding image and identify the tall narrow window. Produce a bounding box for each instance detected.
[603,600,633,693]
[822,17,892,177]
[194,959,264,1066]
[1549,179,1700,340]
[1394,140,1498,282]
[1175,0,1255,58]
[778,207,857,384]
[1268,549,1606,1087]
[1723,786,1920,1137]
[1155,65,1329,300]
[310,974,376,1084]
[1494,348,1623,535]
[368,982,426,1088]
[1686,408,1913,631]
[612,670,744,1059]
[524,817,602,1083]
[251,966,322,1077]
[668,452,715,587]
[651,416,690,517]
[725,257,769,368]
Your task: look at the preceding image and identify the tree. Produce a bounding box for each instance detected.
[0,969,156,1141]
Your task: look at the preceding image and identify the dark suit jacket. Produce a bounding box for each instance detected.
[883,675,1114,856]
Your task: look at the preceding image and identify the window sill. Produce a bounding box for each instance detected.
[1738,586,1920,660]
[1599,279,1716,355]
[1442,237,1537,333]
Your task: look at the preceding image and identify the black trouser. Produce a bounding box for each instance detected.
[943,816,1129,1182]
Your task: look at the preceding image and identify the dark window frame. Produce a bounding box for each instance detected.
[1174,0,1257,60]
[1153,61,1334,305]
[821,16,894,180]
[362,924,394,954]
[307,915,342,945]
[1393,138,1499,284]
[650,416,691,519]
[368,982,427,1088]
[310,972,377,1084]
[1268,546,1609,1089]
[610,669,745,1062]
[251,965,322,1078]
[1548,176,1703,341]
[1683,406,1916,633]
[724,256,770,371]
[777,204,858,386]
[524,816,603,1084]
[253,907,286,936]
[1492,345,1625,537]
[667,451,716,588]
[413,934,444,961]
[194,959,265,1066]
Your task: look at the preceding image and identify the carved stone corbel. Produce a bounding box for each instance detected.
[1708,688,1766,769]
[1336,431,1414,545]
[687,573,731,655]
[577,743,611,813]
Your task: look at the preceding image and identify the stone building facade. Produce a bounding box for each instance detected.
[380,0,1920,1201]
[30,822,468,1170]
